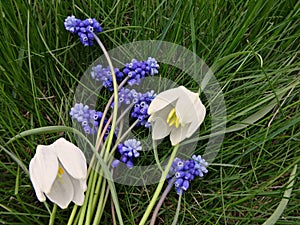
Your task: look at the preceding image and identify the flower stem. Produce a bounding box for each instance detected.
[92,33,123,225]
[67,205,78,225]
[48,204,57,225]
[150,177,176,225]
[92,33,119,155]
[153,141,163,172]
[171,190,182,225]
[139,144,179,225]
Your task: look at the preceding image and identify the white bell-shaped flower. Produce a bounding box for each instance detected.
[148,86,206,145]
[29,138,87,209]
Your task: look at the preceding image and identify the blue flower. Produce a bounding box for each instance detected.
[64,16,102,46]
[146,57,160,76]
[70,103,116,140]
[123,58,159,86]
[89,58,159,92]
[91,65,124,91]
[112,139,142,169]
[168,155,208,194]
[131,90,156,128]
[70,103,99,134]
[64,15,80,34]
[118,88,133,105]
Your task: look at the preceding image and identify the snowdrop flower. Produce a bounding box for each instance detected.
[29,138,87,209]
[148,86,206,145]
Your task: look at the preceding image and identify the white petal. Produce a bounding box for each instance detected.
[148,87,180,115]
[29,156,46,202]
[186,99,206,137]
[46,170,74,209]
[175,86,200,123]
[29,145,58,195]
[53,138,87,180]
[170,124,191,145]
[148,104,173,122]
[151,117,172,140]
[70,178,86,206]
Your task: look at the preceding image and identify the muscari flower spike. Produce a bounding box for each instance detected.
[148,86,206,146]
[90,57,159,92]
[29,138,87,209]
[109,87,156,128]
[70,103,116,140]
[167,155,208,194]
[111,139,142,169]
[64,15,102,46]
[131,90,156,128]
[90,65,124,91]
[123,57,160,86]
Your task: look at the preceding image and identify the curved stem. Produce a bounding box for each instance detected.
[92,33,118,155]
[139,144,179,225]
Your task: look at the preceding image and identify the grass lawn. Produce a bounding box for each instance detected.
[0,0,299,224]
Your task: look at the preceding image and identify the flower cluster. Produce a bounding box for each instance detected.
[123,57,159,85]
[117,88,139,105]
[64,15,102,46]
[112,139,142,168]
[131,90,156,127]
[167,155,208,194]
[70,103,114,139]
[90,57,159,92]
[90,65,124,91]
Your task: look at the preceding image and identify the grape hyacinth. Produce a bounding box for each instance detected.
[167,155,208,194]
[123,57,160,86]
[90,65,124,91]
[90,58,159,92]
[131,90,156,128]
[110,88,156,127]
[118,88,140,105]
[111,139,142,168]
[64,15,102,46]
[70,103,115,140]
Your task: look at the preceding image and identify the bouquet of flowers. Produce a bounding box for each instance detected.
[28,15,208,225]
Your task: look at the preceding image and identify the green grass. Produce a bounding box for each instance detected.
[1,0,299,224]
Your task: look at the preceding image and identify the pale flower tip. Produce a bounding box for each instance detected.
[36,193,46,202]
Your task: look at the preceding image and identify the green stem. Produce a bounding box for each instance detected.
[153,141,163,172]
[139,144,179,225]
[48,204,57,225]
[150,177,176,225]
[92,179,108,225]
[67,205,78,225]
[93,33,119,155]
[107,120,139,163]
[85,162,102,224]
[77,166,97,225]
[171,190,182,225]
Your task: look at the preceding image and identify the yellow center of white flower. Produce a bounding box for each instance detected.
[167,108,180,128]
[57,166,65,179]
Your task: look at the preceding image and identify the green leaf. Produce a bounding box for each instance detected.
[262,164,297,225]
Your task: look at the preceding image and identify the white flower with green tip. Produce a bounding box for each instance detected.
[29,138,87,209]
[148,86,206,145]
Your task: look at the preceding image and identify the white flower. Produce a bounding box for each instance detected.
[29,138,87,209]
[148,86,206,145]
